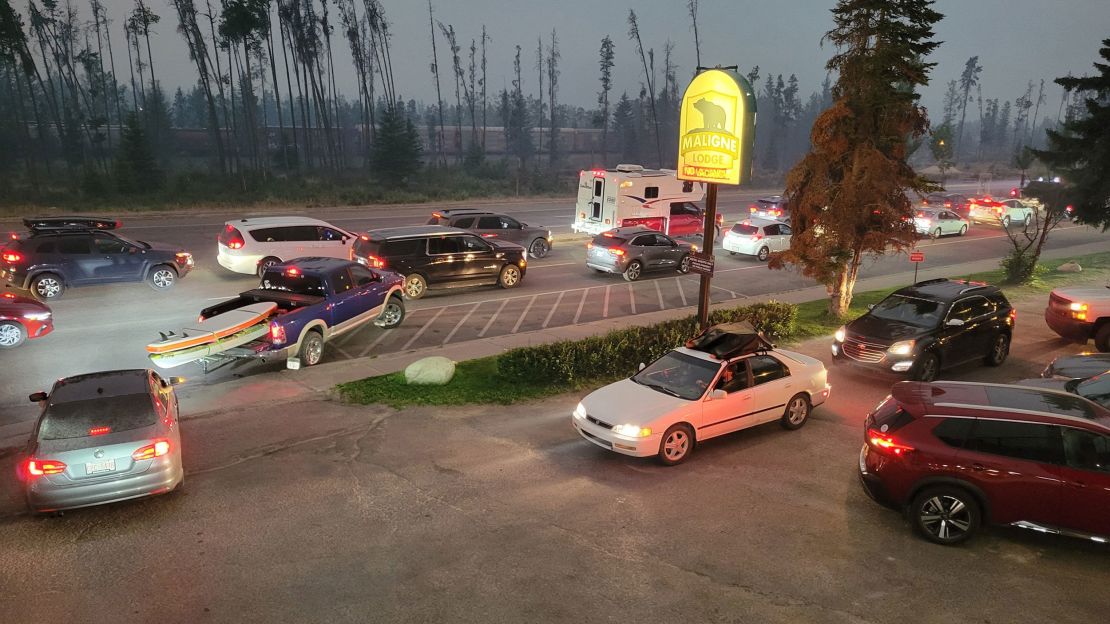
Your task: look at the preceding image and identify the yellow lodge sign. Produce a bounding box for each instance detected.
[677,68,756,186]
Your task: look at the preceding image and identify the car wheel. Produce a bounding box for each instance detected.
[932,227,942,239]
[985,333,1010,366]
[498,264,522,289]
[622,260,642,282]
[257,256,281,277]
[913,352,939,382]
[1093,323,1110,353]
[910,486,981,545]
[376,295,405,329]
[528,238,550,258]
[0,321,27,348]
[403,274,427,299]
[677,255,691,274]
[729,251,737,256]
[959,225,968,236]
[30,273,64,300]
[757,246,770,262]
[148,265,177,291]
[298,330,324,366]
[658,424,694,466]
[781,393,811,430]
[1001,215,1011,228]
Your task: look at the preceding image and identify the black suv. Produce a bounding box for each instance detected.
[0,217,194,301]
[831,278,1015,381]
[427,209,553,258]
[352,225,527,299]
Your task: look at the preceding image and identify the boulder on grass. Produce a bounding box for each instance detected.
[404,356,456,385]
[1057,261,1082,273]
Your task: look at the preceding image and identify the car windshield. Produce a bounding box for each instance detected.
[1072,374,1110,407]
[259,270,326,296]
[631,351,720,401]
[869,294,947,328]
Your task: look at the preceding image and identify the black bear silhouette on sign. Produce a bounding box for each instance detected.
[693,98,726,130]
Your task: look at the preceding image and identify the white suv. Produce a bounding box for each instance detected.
[217,216,356,276]
[1045,285,1110,352]
[722,218,792,261]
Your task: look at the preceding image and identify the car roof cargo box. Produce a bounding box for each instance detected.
[24,216,120,231]
[685,322,773,359]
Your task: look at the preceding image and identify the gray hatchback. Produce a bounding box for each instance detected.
[586,226,695,281]
[21,369,184,513]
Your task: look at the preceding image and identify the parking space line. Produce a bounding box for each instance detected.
[402,307,447,350]
[654,280,666,311]
[675,277,688,306]
[573,289,589,324]
[479,299,510,337]
[511,295,539,333]
[542,291,566,328]
[628,284,636,315]
[711,284,740,299]
[603,285,611,318]
[443,302,482,345]
[359,325,396,358]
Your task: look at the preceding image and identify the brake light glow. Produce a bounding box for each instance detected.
[270,321,286,345]
[286,267,300,276]
[364,255,386,269]
[89,426,111,436]
[609,248,626,256]
[432,212,442,218]
[221,224,245,249]
[1,251,22,262]
[586,242,593,249]
[591,169,606,178]
[749,204,758,213]
[716,214,724,224]
[1070,302,1088,321]
[1009,308,1017,324]
[175,252,193,266]
[132,439,171,461]
[867,428,914,455]
[26,459,66,477]
[751,234,763,241]
[482,233,498,238]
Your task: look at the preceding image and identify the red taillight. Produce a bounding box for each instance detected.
[364,255,385,269]
[751,234,763,241]
[89,426,111,436]
[432,212,442,218]
[586,242,593,249]
[602,232,615,238]
[944,201,953,208]
[591,169,605,178]
[221,224,245,249]
[481,233,498,238]
[716,213,724,224]
[132,439,171,461]
[916,211,926,218]
[269,321,286,345]
[749,204,758,213]
[1,251,22,263]
[1009,308,1017,324]
[609,248,625,256]
[867,428,915,456]
[26,459,66,477]
[286,267,299,276]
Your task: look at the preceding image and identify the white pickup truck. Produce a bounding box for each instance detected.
[1045,284,1110,352]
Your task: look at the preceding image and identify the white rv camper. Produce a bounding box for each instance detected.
[572,165,711,237]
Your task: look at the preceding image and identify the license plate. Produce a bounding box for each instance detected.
[85,459,116,475]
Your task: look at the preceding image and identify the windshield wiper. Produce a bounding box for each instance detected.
[642,382,683,398]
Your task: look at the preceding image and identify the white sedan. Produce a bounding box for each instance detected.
[913,207,968,238]
[572,339,830,465]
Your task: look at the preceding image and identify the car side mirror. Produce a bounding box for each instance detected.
[707,389,727,401]
[638,362,646,371]
[946,318,965,327]
[29,391,47,403]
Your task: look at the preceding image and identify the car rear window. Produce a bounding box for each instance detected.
[870,396,915,433]
[591,233,626,247]
[260,269,326,296]
[730,223,758,235]
[38,395,156,441]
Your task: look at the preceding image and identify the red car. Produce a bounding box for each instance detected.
[859,380,1110,545]
[0,291,53,348]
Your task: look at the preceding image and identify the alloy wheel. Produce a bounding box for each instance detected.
[302,333,323,366]
[678,256,691,273]
[0,323,24,347]
[757,247,770,261]
[35,277,61,299]
[918,495,973,541]
[990,334,1009,364]
[405,275,426,298]
[662,429,690,462]
[787,397,808,425]
[529,238,550,258]
[152,269,175,289]
[379,301,404,328]
[624,262,641,281]
[501,265,521,287]
[933,228,942,239]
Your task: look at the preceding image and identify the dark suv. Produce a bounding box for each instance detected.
[831,278,1014,381]
[427,209,553,258]
[352,225,527,299]
[0,217,194,300]
[859,380,1110,545]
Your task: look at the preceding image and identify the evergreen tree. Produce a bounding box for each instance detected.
[371,103,423,181]
[115,111,163,193]
[1033,38,1110,230]
[612,92,638,162]
[772,0,943,318]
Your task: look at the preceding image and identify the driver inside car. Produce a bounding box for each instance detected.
[715,361,750,393]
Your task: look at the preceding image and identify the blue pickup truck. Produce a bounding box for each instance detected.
[198,257,405,368]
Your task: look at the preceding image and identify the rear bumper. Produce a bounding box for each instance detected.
[1044,308,1094,342]
[586,257,626,274]
[217,250,263,275]
[26,455,183,513]
[858,445,896,508]
[721,237,758,255]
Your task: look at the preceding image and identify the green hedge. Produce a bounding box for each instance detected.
[497,300,797,386]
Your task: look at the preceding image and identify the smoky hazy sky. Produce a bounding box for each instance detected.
[89,0,1110,118]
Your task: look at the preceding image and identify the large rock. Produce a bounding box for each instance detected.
[1057,261,1083,273]
[404,356,456,385]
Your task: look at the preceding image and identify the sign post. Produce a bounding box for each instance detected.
[676,67,757,328]
[910,251,925,283]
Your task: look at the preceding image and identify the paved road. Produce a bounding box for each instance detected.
[1,295,1105,624]
[9,178,1104,415]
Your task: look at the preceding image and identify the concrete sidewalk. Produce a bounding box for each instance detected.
[1,239,1102,452]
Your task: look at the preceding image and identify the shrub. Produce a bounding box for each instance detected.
[497,301,798,386]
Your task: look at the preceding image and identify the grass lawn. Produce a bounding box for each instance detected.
[340,250,1110,408]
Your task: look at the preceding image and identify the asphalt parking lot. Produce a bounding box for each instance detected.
[1,293,1106,624]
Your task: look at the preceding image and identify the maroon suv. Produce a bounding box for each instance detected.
[859,380,1110,545]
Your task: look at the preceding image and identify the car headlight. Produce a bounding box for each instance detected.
[548,230,553,239]
[834,326,846,343]
[23,312,51,320]
[574,403,587,419]
[611,424,652,437]
[887,340,916,356]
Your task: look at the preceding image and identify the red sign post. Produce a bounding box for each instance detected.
[910,251,925,283]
